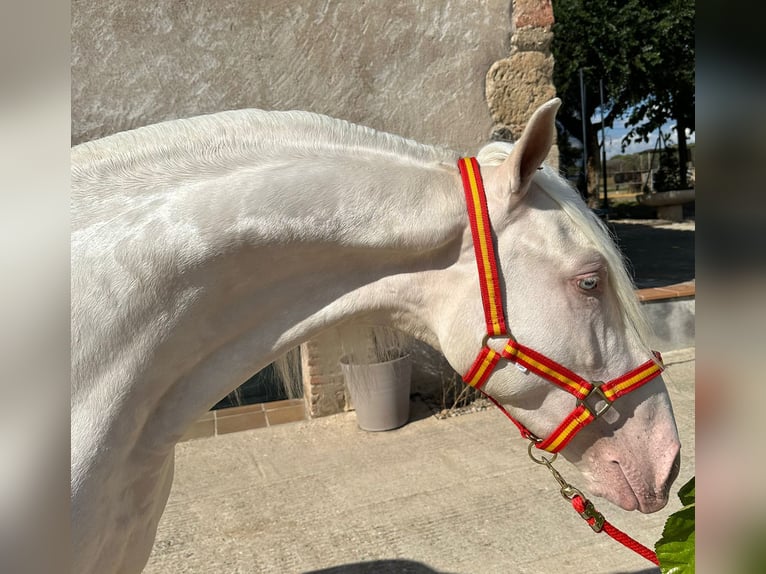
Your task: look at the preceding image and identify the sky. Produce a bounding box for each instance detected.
[596,112,696,159]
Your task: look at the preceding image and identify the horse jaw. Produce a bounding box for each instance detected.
[563,380,681,513]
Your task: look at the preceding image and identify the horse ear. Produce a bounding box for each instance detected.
[500,98,561,196]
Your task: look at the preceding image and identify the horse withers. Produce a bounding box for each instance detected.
[71,98,680,573]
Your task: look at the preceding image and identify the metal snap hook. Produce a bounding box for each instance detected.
[527,441,557,465]
[528,441,587,502]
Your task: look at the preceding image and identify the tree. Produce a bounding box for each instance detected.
[622,0,695,189]
[551,0,695,202]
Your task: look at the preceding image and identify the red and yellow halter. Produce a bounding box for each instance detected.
[457,157,664,453]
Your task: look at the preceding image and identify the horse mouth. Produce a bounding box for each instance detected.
[591,457,677,514]
[599,464,641,511]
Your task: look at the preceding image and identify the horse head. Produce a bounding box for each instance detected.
[436,99,680,513]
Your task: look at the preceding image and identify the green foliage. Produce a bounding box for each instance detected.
[551,0,695,195]
[608,153,641,173]
[622,0,695,145]
[653,148,682,192]
[656,477,695,573]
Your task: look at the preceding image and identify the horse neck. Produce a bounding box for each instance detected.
[72,142,466,450]
[187,155,466,352]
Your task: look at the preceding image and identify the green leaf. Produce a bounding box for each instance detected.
[656,506,695,573]
[656,477,695,574]
[677,476,695,507]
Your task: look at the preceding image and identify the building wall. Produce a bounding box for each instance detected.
[71,0,557,417]
[75,1,507,150]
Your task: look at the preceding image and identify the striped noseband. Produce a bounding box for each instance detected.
[457,157,663,453]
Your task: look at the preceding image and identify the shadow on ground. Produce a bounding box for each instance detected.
[304,560,659,574]
[305,559,458,574]
[609,221,695,289]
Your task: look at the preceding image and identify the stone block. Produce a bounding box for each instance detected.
[513,0,555,29]
[511,27,553,52]
[308,383,348,418]
[485,52,556,139]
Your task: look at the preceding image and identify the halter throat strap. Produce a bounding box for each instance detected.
[457,157,663,453]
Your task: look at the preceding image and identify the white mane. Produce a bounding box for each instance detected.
[72,109,458,189]
[477,142,652,351]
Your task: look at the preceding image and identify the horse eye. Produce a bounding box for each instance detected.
[577,276,599,291]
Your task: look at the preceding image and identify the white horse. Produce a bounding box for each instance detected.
[71,99,680,573]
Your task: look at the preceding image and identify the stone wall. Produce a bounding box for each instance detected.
[71,0,557,417]
[486,0,558,167]
[74,0,511,153]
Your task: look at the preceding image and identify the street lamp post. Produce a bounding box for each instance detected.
[599,79,609,214]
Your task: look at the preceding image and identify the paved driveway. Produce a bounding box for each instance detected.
[144,348,694,574]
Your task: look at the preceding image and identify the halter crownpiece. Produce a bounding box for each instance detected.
[457,157,664,453]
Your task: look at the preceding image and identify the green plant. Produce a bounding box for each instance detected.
[656,476,695,573]
[653,147,683,192]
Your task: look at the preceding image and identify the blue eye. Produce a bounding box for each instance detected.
[577,276,599,291]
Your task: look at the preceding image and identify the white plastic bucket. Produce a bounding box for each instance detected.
[340,354,412,431]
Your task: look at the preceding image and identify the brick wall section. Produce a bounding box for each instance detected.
[301,337,349,418]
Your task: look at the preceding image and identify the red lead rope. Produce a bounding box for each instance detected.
[570,495,659,565]
[529,444,660,566]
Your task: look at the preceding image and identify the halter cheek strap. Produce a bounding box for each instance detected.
[458,156,507,337]
[457,157,664,453]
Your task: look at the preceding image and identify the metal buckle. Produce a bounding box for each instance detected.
[577,499,605,532]
[577,384,611,418]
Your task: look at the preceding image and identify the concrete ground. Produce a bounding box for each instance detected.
[609,219,695,289]
[144,347,694,574]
